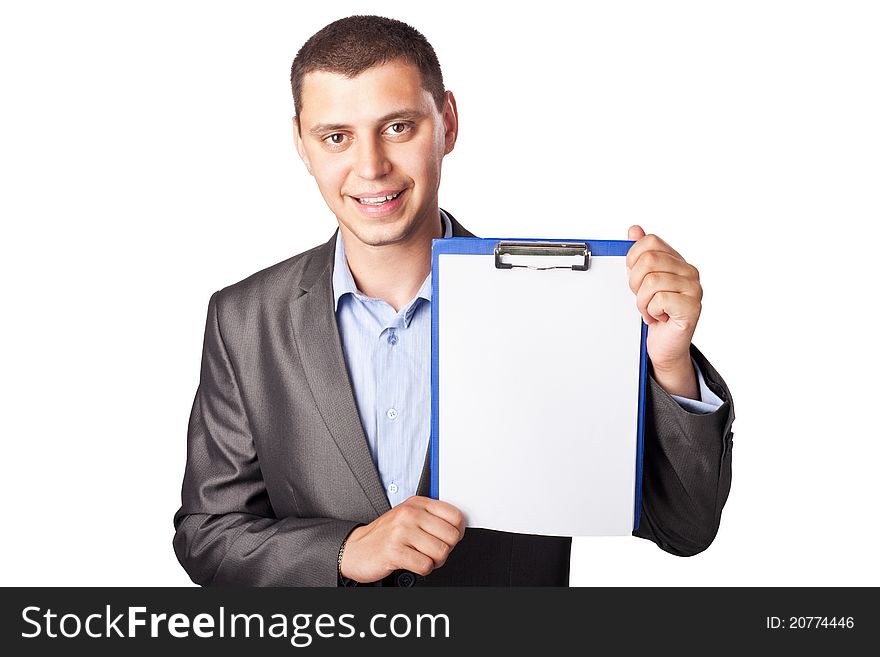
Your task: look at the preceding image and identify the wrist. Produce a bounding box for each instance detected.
[651,355,699,399]
[337,525,363,585]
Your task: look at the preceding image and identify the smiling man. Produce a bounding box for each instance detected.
[293,57,455,312]
[173,15,735,586]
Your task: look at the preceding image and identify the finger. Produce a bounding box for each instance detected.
[417,498,466,537]
[626,233,685,270]
[407,529,454,569]
[646,291,701,330]
[635,272,702,323]
[628,225,646,241]
[628,251,698,295]
[418,512,464,548]
[393,545,436,577]
[403,497,466,538]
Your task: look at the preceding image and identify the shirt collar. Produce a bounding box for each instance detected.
[332,210,453,311]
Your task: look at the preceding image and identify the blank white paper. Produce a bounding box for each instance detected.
[437,253,643,536]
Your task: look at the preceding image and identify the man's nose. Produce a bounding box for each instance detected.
[353,136,392,180]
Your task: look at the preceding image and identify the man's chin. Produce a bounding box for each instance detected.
[352,231,410,248]
[342,219,416,249]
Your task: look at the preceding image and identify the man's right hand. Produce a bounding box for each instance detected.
[339,496,466,584]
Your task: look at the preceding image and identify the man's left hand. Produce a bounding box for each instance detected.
[626,225,701,399]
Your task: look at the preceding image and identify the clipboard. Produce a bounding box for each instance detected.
[430,238,648,537]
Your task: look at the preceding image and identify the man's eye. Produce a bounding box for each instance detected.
[385,123,411,136]
[323,133,348,147]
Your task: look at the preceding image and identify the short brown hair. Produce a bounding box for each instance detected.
[290,15,446,118]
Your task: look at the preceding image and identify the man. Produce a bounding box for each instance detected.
[173,15,734,586]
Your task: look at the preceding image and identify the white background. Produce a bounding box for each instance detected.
[1,0,877,586]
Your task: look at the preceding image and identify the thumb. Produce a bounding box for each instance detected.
[628,225,646,241]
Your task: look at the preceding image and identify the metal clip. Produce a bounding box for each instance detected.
[494,241,591,271]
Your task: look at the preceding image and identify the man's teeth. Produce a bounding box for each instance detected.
[357,191,401,205]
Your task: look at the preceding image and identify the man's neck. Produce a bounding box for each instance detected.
[341,211,444,312]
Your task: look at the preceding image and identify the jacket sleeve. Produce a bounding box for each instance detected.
[632,343,735,556]
[172,291,359,586]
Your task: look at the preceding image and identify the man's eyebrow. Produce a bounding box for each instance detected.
[307,109,427,135]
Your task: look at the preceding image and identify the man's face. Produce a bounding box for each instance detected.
[294,60,457,248]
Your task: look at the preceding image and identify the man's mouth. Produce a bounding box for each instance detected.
[353,190,404,206]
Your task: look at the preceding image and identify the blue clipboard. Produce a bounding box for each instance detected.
[430,237,647,535]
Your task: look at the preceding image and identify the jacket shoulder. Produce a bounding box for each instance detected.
[211,235,334,317]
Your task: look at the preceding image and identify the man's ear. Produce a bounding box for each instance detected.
[293,116,313,175]
[442,90,458,155]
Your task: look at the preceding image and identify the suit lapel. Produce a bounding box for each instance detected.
[288,233,392,517]
[290,212,475,511]
[446,210,476,238]
[416,447,432,497]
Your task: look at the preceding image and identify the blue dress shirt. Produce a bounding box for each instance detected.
[333,211,723,507]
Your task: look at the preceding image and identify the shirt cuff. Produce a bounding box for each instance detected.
[669,357,724,414]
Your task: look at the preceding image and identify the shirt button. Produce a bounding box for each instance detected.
[388,331,398,345]
[388,483,399,494]
[387,408,398,420]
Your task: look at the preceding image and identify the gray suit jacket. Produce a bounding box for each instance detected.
[173,213,735,586]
